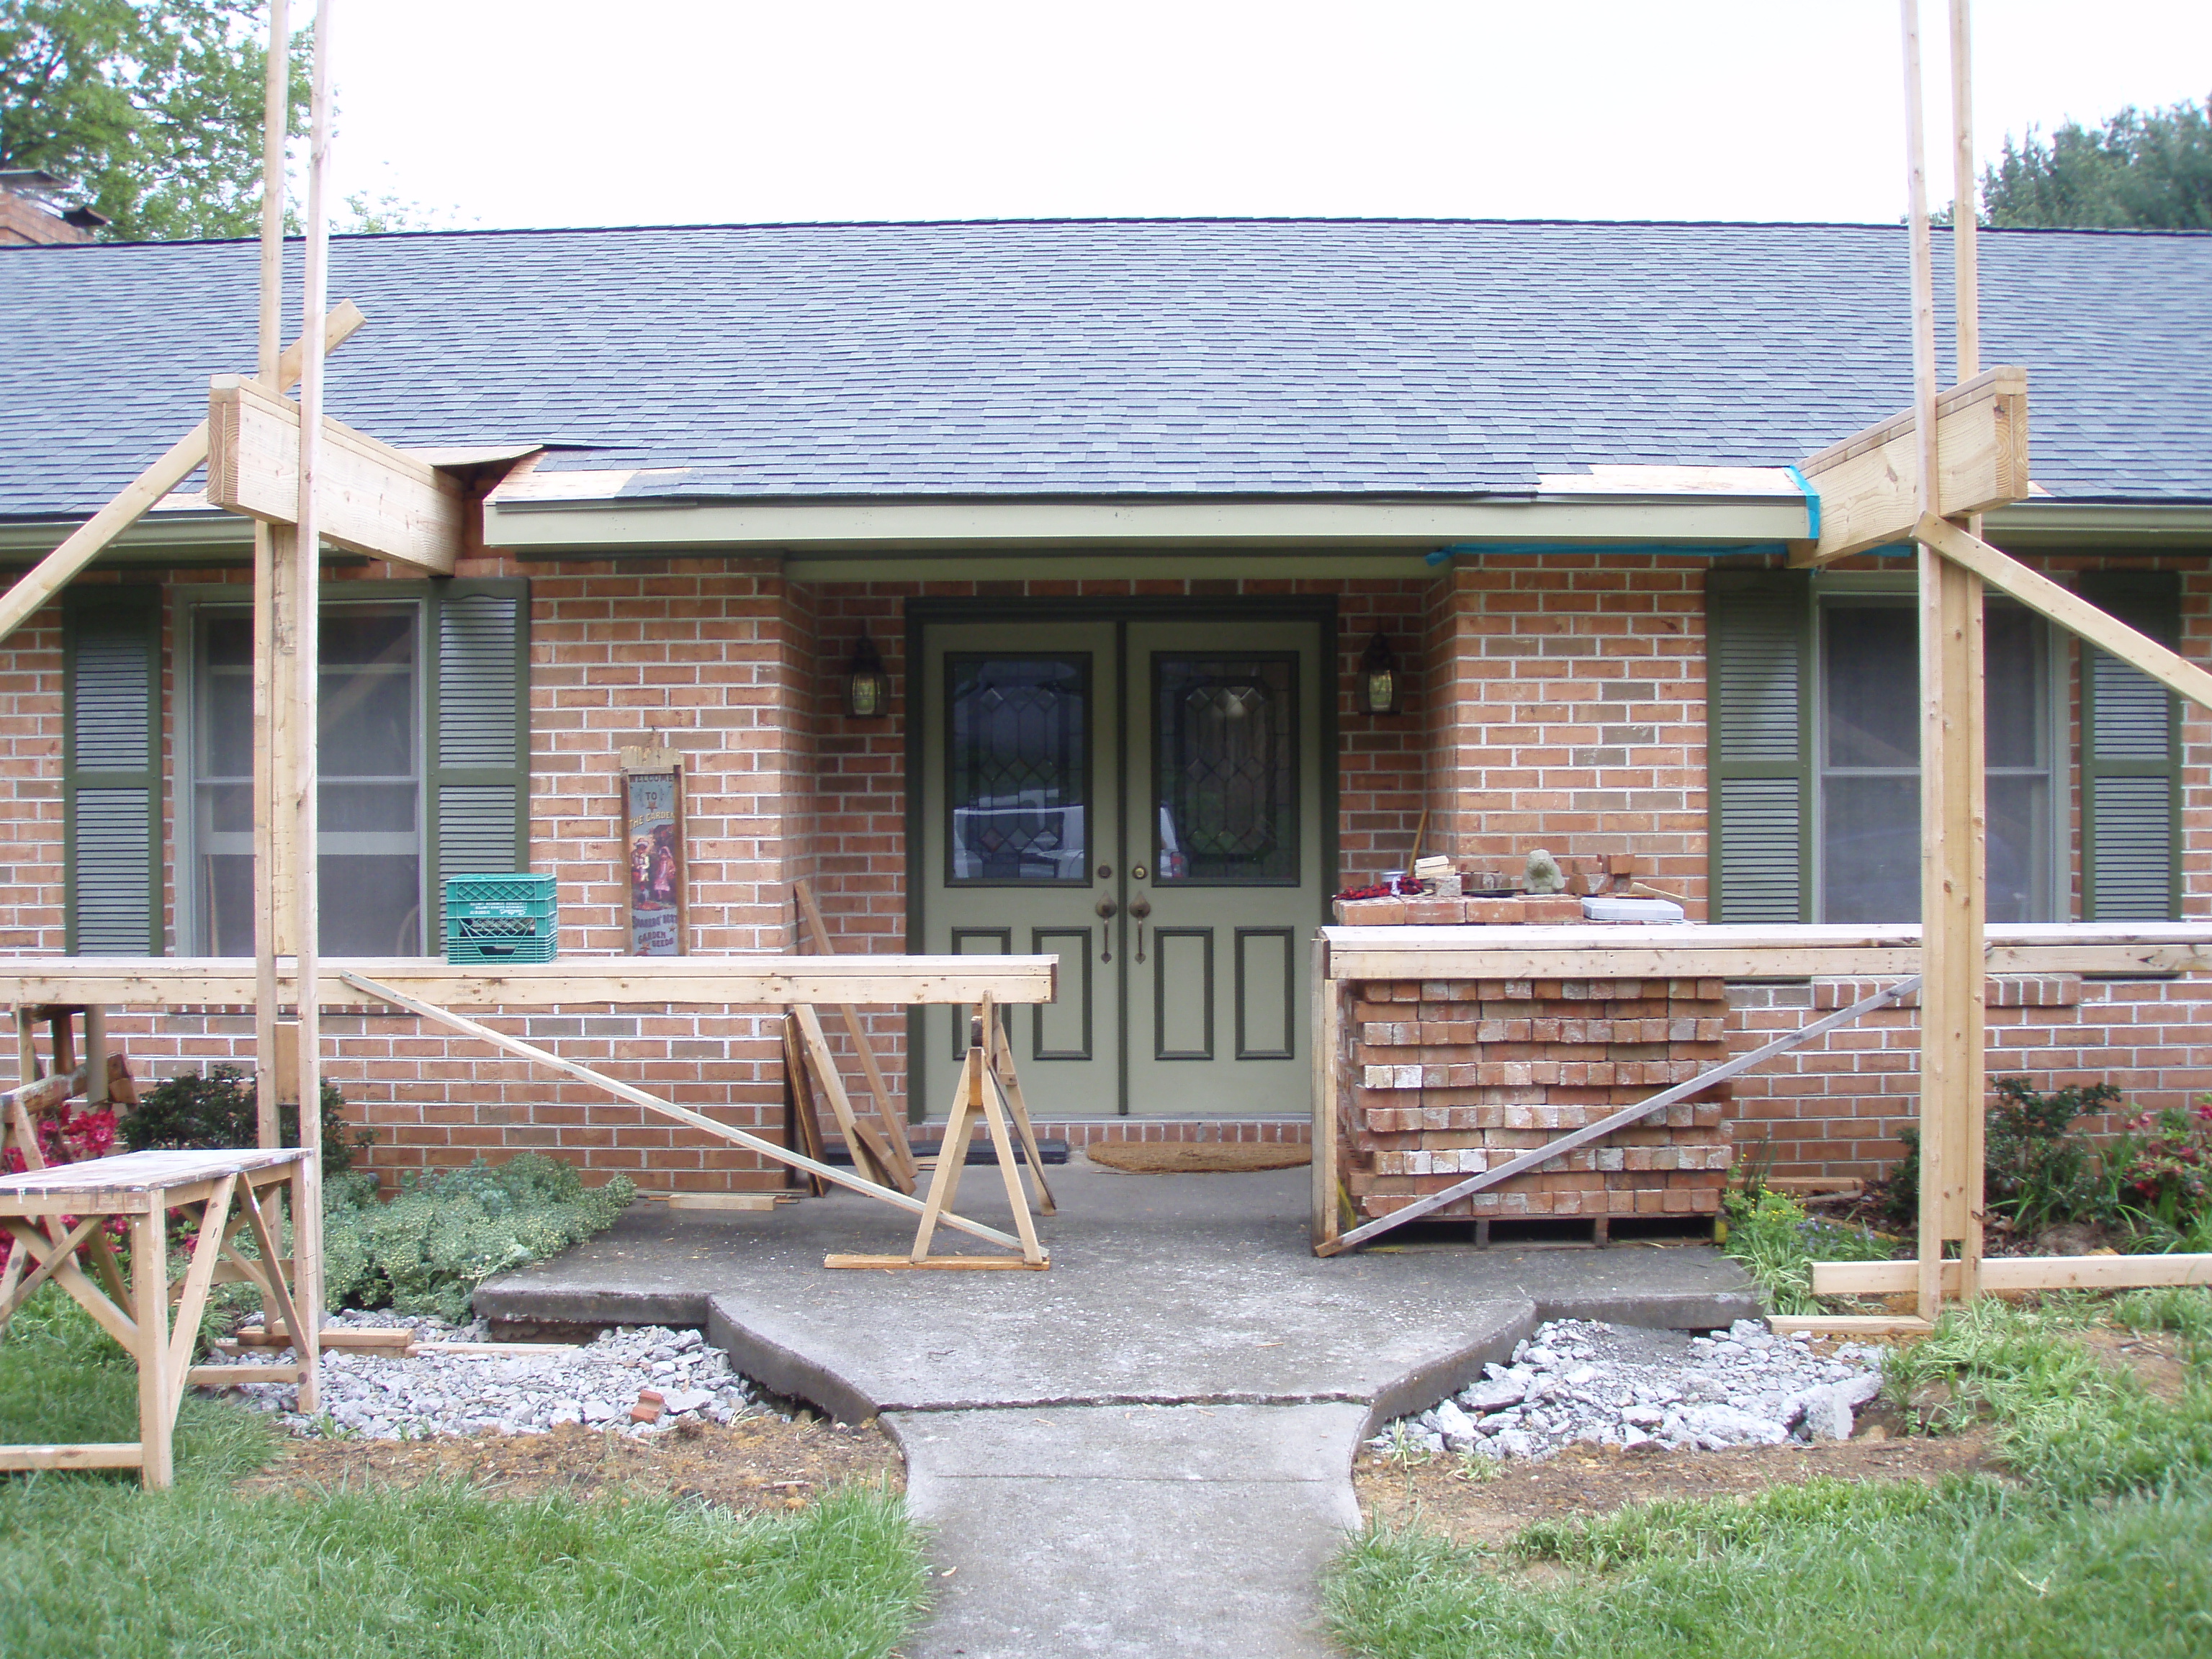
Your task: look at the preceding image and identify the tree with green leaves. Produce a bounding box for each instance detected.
[1,1,305,241]
[1982,93,2212,231]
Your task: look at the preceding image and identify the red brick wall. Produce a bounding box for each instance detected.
[0,552,2203,1194]
[1422,553,1710,908]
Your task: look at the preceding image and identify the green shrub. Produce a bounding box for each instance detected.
[124,1063,369,1177]
[2106,1098,2212,1233]
[322,1154,636,1321]
[1881,1076,2120,1231]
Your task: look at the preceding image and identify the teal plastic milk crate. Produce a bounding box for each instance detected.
[444,874,559,963]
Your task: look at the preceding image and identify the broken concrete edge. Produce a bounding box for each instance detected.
[472,1273,1763,1444]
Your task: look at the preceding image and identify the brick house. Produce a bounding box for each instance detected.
[1,215,2206,1197]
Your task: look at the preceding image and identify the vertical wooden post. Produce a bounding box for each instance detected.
[282,0,336,1339]
[252,0,292,1154]
[14,1006,40,1086]
[1948,0,1987,1304]
[82,1005,107,1105]
[131,1208,175,1488]
[1310,933,1339,1248]
[1904,0,1986,1321]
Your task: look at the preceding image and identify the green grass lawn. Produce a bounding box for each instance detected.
[1327,1292,2212,1659]
[1,1287,929,1659]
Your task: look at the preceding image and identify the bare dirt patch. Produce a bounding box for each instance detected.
[1354,1424,1993,1549]
[2081,1326,2194,1403]
[234,1413,903,1516]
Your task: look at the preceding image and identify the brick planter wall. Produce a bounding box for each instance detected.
[1338,974,1733,1235]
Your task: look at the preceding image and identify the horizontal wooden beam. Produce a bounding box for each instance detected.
[1323,920,2212,984]
[0,302,367,644]
[0,954,1058,1009]
[207,374,465,575]
[0,1442,146,1470]
[1766,1315,1932,1337]
[1789,365,2030,566]
[1917,513,2212,713]
[1813,1253,2212,1295]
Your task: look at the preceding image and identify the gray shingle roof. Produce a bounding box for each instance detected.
[1,217,2208,520]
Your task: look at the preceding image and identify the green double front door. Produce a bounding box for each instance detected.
[915,613,1327,1119]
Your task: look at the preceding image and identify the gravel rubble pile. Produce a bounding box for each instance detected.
[1372,1318,1887,1462]
[223,1313,760,1440]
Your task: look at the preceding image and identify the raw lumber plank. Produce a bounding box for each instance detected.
[233,1324,411,1349]
[795,879,917,1185]
[1767,1316,1933,1337]
[1814,1253,2212,1295]
[207,374,466,575]
[1917,513,2212,711]
[822,1255,1050,1271]
[643,1192,793,1211]
[338,970,1031,1254]
[0,1442,145,1470]
[783,1015,831,1197]
[0,302,367,646]
[1317,976,1922,1256]
[1310,932,1340,1248]
[1787,365,2030,565]
[793,1003,904,1192]
[0,955,1061,1010]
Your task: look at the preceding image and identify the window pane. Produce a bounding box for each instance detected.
[1984,606,2044,768]
[1822,774,1920,921]
[946,655,1089,884]
[1988,773,2049,924]
[1823,606,1917,768]
[1154,655,1298,884]
[190,603,423,954]
[320,855,423,955]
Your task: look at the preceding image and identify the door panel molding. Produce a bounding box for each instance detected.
[1151,926,1215,1061]
[1030,925,1094,1061]
[1233,926,1297,1061]
[948,926,1012,1061]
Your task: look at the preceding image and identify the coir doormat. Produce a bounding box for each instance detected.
[1085,1142,1311,1174]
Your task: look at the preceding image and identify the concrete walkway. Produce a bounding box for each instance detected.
[483,1163,1757,1658]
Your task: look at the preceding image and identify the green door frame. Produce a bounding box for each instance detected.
[902,595,1340,1120]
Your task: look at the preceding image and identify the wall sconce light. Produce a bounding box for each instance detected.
[843,634,887,718]
[1359,631,1401,716]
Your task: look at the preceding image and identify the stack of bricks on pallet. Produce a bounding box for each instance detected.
[1341,976,1732,1224]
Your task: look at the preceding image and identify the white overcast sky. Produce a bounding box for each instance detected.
[318,1,2212,230]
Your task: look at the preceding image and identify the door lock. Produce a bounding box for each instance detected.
[1128,895,1151,963]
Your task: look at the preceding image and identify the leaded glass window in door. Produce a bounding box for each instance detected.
[1154,654,1298,884]
[945,655,1090,884]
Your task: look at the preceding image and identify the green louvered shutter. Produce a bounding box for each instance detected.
[63,587,163,955]
[427,580,531,938]
[1706,570,1813,922]
[2079,572,2182,921]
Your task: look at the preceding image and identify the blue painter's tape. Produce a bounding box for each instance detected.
[1785,464,1820,542]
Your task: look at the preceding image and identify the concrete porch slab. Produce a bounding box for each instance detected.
[480,1164,1758,1429]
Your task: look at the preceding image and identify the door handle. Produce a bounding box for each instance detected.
[1095,894,1116,962]
[1128,896,1151,964]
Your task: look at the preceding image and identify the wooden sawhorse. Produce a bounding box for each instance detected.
[0,1148,320,1488]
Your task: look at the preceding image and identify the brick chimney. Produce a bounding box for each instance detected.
[1,170,107,248]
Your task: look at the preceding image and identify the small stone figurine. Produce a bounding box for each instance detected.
[1523,847,1566,895]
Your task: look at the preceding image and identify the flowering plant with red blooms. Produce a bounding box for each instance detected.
[2113,1098,2212,1229]
[0,1102,123,1269]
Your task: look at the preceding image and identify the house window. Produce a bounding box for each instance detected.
[189,602,427,956]
[1817,597,2054,922]
[1704,567,2170,926]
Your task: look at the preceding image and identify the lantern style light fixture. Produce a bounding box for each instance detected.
[1359,631,1401,716]
[843,634,887,718]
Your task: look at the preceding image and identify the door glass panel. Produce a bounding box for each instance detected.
[945,655,1089,884]
[1154,654,1298,884]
